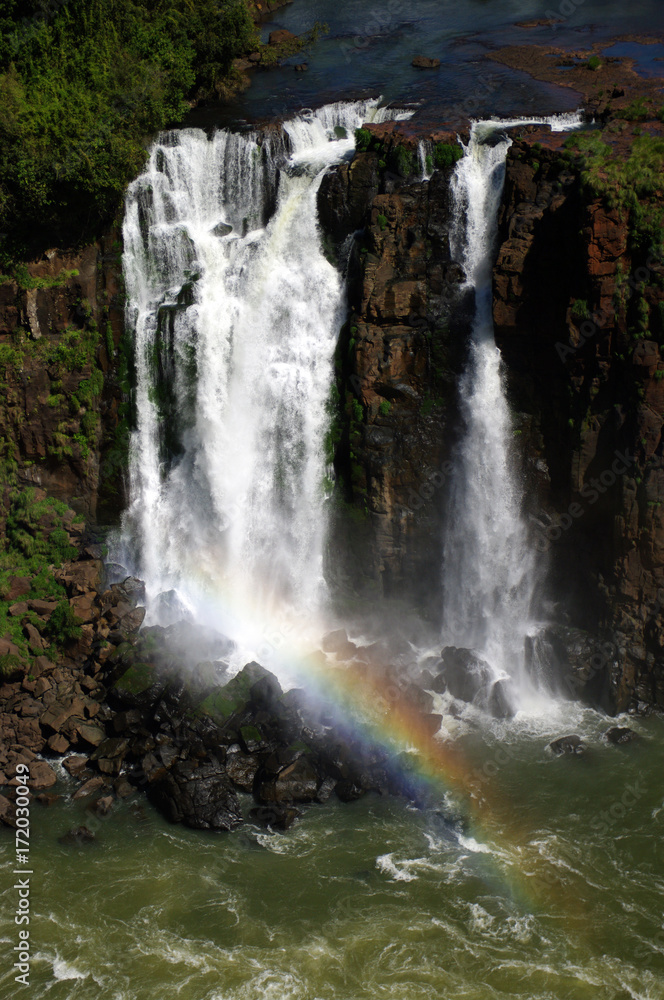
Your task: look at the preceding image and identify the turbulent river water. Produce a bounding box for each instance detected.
[2,707,663,999]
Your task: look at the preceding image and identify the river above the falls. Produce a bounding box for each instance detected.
[186,0,664,130]
[2,705,663,999]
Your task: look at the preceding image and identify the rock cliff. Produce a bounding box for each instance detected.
[318,123,472,610]
[494,117,664,711]
[0,234,127,523]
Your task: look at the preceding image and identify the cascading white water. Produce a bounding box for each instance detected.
[120,100,408,661]
[441,114,583,701]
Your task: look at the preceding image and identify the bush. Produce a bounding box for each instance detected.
[354,128,372,152]
[0,0,259,254]
[587,56,602,71]
[0,653,25,681]
[44,601,82,644]
[571,299,589,321]
[433,142,463,169]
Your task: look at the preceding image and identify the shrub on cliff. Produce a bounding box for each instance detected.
[0,0,258,256]
[44,601,82,644]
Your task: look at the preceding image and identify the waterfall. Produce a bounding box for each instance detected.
[441,115,582,701]
[119,100,407,660]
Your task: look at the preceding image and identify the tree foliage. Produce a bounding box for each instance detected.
[0,0,258,252]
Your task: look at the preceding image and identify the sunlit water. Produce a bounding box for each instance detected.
[2,708,663,999]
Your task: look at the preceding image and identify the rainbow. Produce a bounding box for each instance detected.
[145,564,593,938]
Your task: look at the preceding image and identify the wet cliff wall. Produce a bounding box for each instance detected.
[318,123,472,612]
[0,235,127,525]
[494,117,664,711]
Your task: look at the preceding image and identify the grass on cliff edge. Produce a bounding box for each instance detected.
[0,0,258,256]
[564,130,664,255]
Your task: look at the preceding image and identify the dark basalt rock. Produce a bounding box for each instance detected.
[147,756,243,831]
[433,647,494,704]
[412,56,440,69]
[250,805,300,831]
[549,734,587,756]
[256,754,320,804]
[604,726,638,745]
[486,679,516,720]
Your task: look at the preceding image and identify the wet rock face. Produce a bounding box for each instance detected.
[148,756,243,831]
[0,233,126,521]
[494,126,664,712]
[549,734,587,756]
[318,131,472,605]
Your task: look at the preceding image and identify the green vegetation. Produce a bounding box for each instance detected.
[433,142,463,169]
[115,661,156,697]
[44,600,82,644]
[0,653,24,680]
[564,131,664,256]
[0,0,260,254]
[571,299,590,321]
[618,98,651,122]
[378,400,391,416]
[587,56,602,71]
[0,487,85,661]
[393,146,415,178]
[377,213,388,231]
[354,128,372,152]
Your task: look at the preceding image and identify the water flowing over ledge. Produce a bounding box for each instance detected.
[118,100,410,669]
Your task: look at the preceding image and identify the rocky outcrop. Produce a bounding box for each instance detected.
[0,233,127,521]
[494,118,664,712]
[0,608,450,831]
[319,123,472,605]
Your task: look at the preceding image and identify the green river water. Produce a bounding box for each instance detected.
[1,704,663,1000]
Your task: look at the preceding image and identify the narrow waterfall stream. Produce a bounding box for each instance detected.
[441,115,582,706]
[119,101,407,663]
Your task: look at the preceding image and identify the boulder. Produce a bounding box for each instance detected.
[28,760,57,789]
[0,794,16,827]
[412,56,440,69]
[226,748,260,792]
[76,721,106,747]
[62,755,88,776]
[147,757,242,831]
[321,629,357,660]
[250,804,300,831]
[113,577,146,606]
[257,754,319,804]
[91,795,114,817]
[604,726,638,745]
[548,734,586,756]
[0,636,21,657]
[432,647,493,703]
[7,576,30,601]
[486,679,515,719]
[73,776,105,799]
[46,733,70,754]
